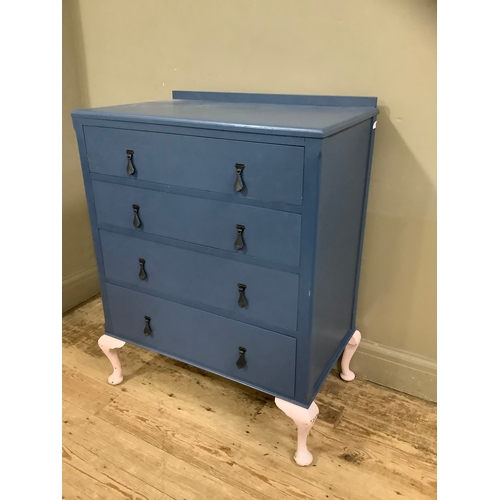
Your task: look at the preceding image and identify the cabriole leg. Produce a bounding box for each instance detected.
[340,329,361,382]
[98,334,126,385]
[275,398,319,466]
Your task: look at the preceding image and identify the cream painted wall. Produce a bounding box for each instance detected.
[66,0,436,399]
[62,0,99,312]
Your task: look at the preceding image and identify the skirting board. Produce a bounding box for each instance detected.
[62,265,100,313]
[334,339,437,402]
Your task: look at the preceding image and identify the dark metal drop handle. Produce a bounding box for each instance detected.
[144,316,152,336]
[132,204,142,228]
[233,163,245,192]
[138,258,147,280]
[236,346,247,369]
[234,224,245,251]
[237,283,248,308]
[126,149,135,175]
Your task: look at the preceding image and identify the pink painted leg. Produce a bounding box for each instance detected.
[340,329,361,381]
[275,398,319,466]
[98,334,126,385]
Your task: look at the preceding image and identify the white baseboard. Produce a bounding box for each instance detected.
[62,266,100,313]
[335,339,437,402]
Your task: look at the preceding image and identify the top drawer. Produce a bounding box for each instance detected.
[83,126,304,206]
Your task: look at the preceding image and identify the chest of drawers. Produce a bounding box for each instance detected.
[72,91,378,465]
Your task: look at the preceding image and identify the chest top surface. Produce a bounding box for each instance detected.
[72,91,379,138]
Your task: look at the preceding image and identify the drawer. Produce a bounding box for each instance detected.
[100,230,299,331]
[105,284,296,398]
[84,126,304,205]
[92,181,301,267]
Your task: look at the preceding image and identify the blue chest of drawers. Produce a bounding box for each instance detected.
[72,91,379,411]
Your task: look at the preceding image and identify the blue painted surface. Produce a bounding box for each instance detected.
[72,121,115,335]
[172,91,377,107]
[106,284,297,398]
[79,117,307,146]
[308,121,373,396]
[73,98,378,138]
[84,125,304,205]
[92,180,302,267]
[90,172,304,214]
[294,138,322,403]
[71,92,378,408]
[100,230,300,332]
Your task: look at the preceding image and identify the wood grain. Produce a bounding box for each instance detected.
[62,296,437,500]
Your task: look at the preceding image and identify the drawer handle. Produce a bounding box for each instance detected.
[143,316,152,336]
[138,258,147,280]
[132,204,142,228]
[233,163,245,192]
[236,346,247,369]
[126,150,135,175]
[237,283,248,308]
[234,224,246,251]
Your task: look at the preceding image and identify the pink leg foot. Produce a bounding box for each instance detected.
[275,398,319,466]
[98,334,126,385]
[340,330,361,381]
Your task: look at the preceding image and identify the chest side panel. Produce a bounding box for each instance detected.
[308,120,374,396]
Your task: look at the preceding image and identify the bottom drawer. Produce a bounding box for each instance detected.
[105,284,297,398]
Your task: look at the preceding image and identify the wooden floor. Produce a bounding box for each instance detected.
[62,296,437,500]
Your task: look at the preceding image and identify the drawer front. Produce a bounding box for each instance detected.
[84,126,304,205]
[92,181,301,267]
[105,284,296,398]
[100,230,299,331]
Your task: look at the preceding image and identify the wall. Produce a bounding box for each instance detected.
[62,0,99,312]
[65,0,437,400]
